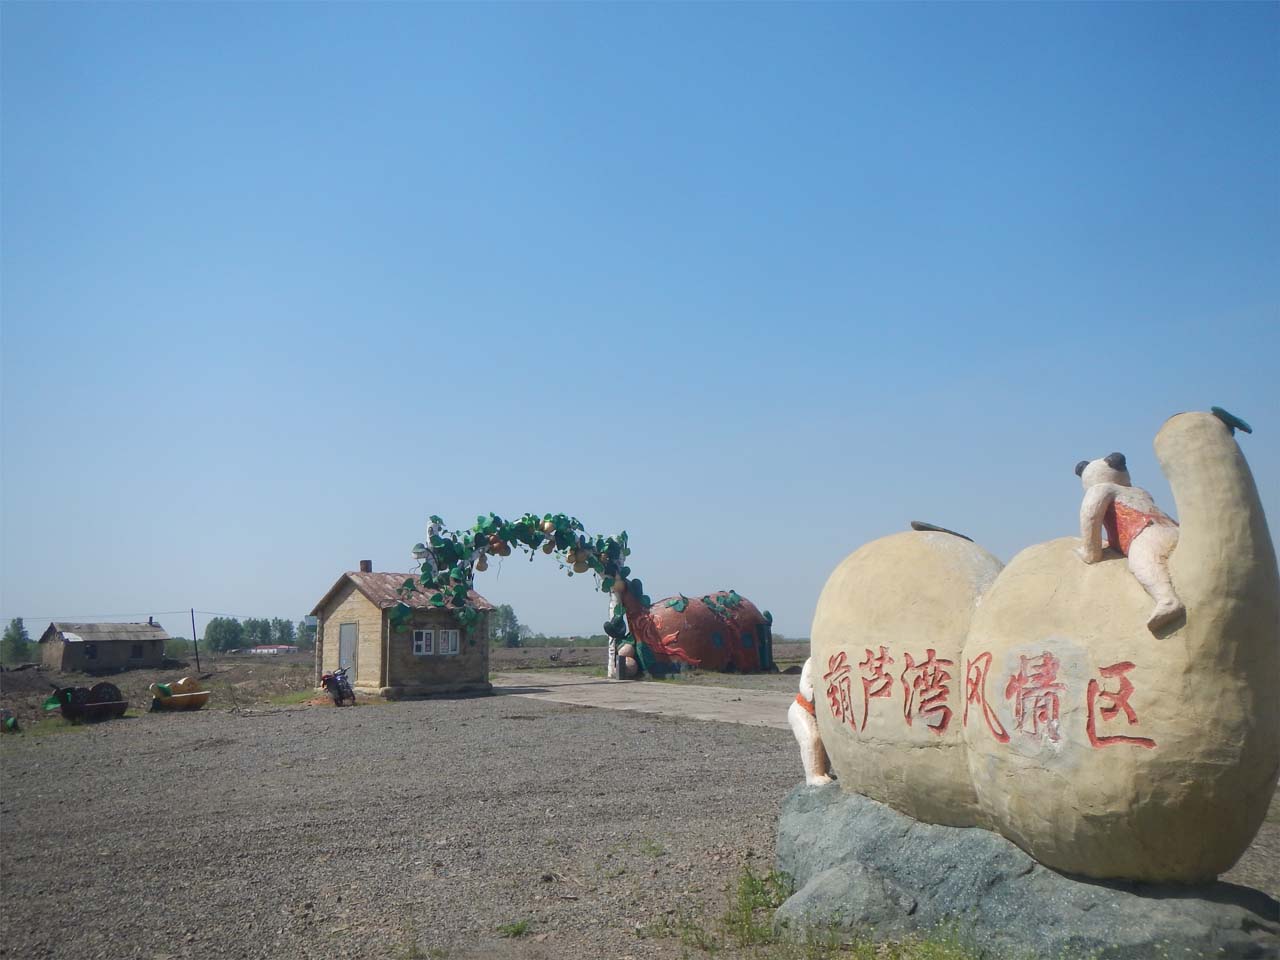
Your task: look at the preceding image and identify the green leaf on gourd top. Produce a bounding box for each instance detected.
[430,593,446,607]
[667,596,688,612]
[601,577,615,592]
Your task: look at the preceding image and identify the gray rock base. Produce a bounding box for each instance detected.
[775,784,1280,959]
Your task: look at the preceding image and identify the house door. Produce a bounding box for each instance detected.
[338,623,358,681]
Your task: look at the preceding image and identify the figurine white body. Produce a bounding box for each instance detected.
[1075,452,1184,630]
[788,657,833,785]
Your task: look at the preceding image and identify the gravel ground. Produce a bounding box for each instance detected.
[2,690,1276,960]
[0,696,798,960]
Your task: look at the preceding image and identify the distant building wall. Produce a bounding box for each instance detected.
[48,637,164,673]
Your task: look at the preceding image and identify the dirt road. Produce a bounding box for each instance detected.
[2,659,1276,959]
[493,671,793,729]
[1,694,798,960]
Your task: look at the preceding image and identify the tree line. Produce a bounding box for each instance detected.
[2,618,31,663]
[0,615,319,664]
[202,616,317,652]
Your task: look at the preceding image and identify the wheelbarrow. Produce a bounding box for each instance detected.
[149,676,211,711]
[43,682,129,722]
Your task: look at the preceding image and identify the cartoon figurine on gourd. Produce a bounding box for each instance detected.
[1075,451,1184,630]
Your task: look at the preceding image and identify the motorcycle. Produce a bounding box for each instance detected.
[320,667,356,706]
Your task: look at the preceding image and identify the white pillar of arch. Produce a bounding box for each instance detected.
[606,594,619,680]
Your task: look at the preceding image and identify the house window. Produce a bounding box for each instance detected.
[130,644,143,660]
[440,629,460,656]
[84,643,97,660]
[412,630,434,656]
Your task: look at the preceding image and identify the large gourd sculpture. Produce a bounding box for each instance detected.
[809,410,1279,883]
[614,583,774,675]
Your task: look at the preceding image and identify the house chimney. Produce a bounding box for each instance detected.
[359,560,373,573]
[148,616,153,626]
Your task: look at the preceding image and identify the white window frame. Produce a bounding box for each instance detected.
[439,629,460,656]
[412,629,434,656]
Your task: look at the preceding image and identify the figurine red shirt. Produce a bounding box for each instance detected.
[1104,500,1178,556]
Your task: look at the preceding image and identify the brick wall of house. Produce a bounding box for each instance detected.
[317,580,385,689]
[45,638,164,673]
[386,608,489,693]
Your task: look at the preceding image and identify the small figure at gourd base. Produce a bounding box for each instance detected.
[788,657,833,785]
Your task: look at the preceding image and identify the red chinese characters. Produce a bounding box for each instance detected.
[1087,661,1156,749]
[963,652,1010,743]
[823,652,856,729]
[858,645,895,730]
[1004,651,1065,742]
[900,648,954,734]
[823,644,1159,752]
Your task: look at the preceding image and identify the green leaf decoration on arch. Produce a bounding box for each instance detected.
[409,512,655,651]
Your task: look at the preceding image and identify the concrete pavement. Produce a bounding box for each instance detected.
[491,670,794,730]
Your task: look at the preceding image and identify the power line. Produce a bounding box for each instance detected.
[6,611,193,622]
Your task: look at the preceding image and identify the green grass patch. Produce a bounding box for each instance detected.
[19,715,91,737]
[637,837,666,858]
[633,866,1025,959]
[268,689,317,706]
[723,866,794,946]
[496,919,531,938]
[9,709,143,737]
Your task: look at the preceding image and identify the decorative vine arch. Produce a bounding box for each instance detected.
[392,512,775,674]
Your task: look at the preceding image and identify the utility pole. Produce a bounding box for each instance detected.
[190,608,201,672]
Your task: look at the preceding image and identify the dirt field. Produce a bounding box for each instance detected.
[0,652,317,726]
[1,690,799,960]
[2,646,1276,960]
[0,641,810,725]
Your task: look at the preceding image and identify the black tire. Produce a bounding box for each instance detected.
[59,687,89,721]
[88,682,122,704]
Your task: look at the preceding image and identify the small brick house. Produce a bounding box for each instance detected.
[312,561,494,698]
[39,620,168,673]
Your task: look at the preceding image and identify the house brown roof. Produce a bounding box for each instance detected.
[39,621,171,644]
[311,571,495,617]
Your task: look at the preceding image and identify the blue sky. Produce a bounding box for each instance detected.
[2,2,1277,641]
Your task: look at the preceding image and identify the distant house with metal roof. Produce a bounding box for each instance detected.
[311,560,494,699]
[38,620,168,673]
